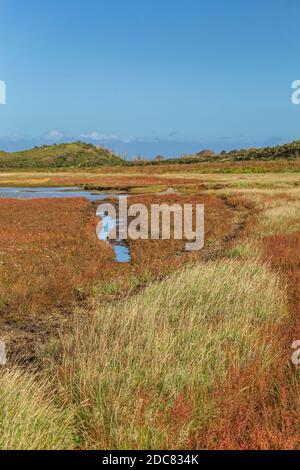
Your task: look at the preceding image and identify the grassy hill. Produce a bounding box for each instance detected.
[0,142,126,169]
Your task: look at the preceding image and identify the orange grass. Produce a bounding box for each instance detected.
[0,198,114,319]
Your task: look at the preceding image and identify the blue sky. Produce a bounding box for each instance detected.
[1,0,300,157]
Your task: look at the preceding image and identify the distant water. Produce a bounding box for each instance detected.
[0,186,131,263]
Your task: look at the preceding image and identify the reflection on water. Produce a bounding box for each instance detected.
[0,186,108,201]
[0,186,131,263]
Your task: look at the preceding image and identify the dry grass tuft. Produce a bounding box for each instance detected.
[43,259,287,449]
